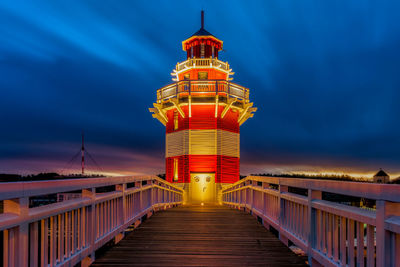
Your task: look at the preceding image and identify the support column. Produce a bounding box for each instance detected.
[82,188,95,266]
[116,184,127,224]
[3,197,29,267]
[307,189,322,266]
[279,183,288,246]
[376,200,400,266]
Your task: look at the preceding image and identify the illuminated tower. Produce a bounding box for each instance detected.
[150,12,256,203]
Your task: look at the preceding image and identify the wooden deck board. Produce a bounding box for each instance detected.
[92,205,307,266]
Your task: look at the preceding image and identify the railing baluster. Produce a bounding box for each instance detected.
[332,215,338,262]
[340,217,347,266]
[50,216,56,266]
[366,225,374,267]
[323,211,327,254]
[41,219,48,267]
[357,221,365,266]
[72,209,76,255]
[30,222,39,267]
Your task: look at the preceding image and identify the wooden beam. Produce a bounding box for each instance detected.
[238,113,254,126]
[221,98,236,119]
[237,103,253,122]
[170,99,185,118]
[152,103,169,122]
[152,114,167,126]
[238,106,257,126]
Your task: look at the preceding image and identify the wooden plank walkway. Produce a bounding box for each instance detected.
[92,205,308,266]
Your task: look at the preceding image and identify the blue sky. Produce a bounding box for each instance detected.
[1,0,399,177]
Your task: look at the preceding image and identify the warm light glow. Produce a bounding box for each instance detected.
[173,158,179,181]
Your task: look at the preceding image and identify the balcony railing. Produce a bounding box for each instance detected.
[157,80,249,102]
[176,58,230,72]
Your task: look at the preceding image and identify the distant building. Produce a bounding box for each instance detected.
[373,169,390,183]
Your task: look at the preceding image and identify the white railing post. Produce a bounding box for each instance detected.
[249,180,254,212]
[116,184,127,224]
[376,200,400,266]
[307,189,322,266]
[135,181,143,211]
[82,188,95,267]
[151,180,155,207]
[279,183,289,246]
[3,197,29,267]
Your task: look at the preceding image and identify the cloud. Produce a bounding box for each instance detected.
[0,0,399,175]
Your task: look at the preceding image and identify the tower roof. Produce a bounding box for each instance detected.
[182,11,223,52]
[191,27,215,37]
[191,10,214,37]
[374,169,389,177]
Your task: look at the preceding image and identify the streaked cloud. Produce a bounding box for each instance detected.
[0,0,399,176]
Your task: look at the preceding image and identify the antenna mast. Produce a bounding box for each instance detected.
[81,132,85,175]
[201,10,204,29]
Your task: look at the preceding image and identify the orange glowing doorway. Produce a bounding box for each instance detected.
[189,173,216,204]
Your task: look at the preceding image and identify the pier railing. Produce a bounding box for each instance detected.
[157,80,249,102]
[0,176,184,267]
[222,176,400,267]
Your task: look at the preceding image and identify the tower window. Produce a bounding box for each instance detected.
[200,44,205,58]
[174,111,179,130]
[184,74,190,80]
[212,46,215,58]
[173,158,179,181]
[191,47,193,58]
[198,71,208,80]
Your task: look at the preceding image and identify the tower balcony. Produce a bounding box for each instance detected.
[151,79,256,127]
[156,80,249,104]
[175,58,230,72]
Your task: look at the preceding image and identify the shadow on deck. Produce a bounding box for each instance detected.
[92,205,308,266]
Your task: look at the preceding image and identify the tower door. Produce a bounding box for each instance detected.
[189,173,216,204]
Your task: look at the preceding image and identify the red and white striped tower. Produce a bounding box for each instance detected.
[150,12,256,203]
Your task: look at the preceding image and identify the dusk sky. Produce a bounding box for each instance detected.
[1,1,399,178]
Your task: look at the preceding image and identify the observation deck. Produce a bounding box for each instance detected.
[151,78,256,127]
[156,80,249,103]
[174,58,230,72]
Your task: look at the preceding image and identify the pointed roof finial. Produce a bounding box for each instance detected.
[201,10,204,29]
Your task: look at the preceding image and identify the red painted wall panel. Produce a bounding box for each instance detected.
[166,155,239,184]
[166,155,190,183]
[166,105,239,133]
[189,105,217,130]
[217,106,240,133]
[166,106,190,133]
[216,156,240,183]
[189,155,217,173]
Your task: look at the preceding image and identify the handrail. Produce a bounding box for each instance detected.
[157,80,249,102]
[1,176,184,267]
[222,176,400,267]
[176,58,229,72]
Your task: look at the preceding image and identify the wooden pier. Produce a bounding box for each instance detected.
[92,205,307,266]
